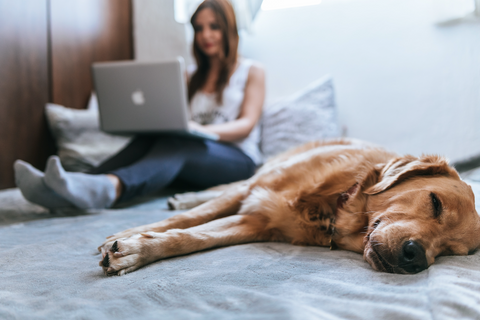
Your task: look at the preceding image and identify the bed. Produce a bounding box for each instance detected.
[3,77,480,319]
[2,176,480,319]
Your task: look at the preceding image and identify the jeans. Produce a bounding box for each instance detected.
[90,135,256,203]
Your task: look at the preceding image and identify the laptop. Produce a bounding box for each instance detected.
[91,57,219,140]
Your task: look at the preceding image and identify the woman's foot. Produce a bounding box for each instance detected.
[44,156,117,209]
[14,160,74,209]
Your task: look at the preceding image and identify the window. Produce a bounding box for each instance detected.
[261,0,322,11]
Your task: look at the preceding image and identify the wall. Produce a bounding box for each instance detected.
[50,0,133,110]
[0,0,133,189]
[134,0,480,162]
[0,0,50,189]
[133,0,189,62]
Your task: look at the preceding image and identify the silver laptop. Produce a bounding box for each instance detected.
[91,57,219,140]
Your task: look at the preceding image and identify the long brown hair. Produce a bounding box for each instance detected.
[188,0,239,104]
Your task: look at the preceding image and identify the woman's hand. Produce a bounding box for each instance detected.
[188,121,214,135]
[201,64,266,142]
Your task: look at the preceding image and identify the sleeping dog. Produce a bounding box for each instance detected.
[98,139,480,275]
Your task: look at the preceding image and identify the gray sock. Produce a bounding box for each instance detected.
[44,156,117,209]
[14,160,74,209]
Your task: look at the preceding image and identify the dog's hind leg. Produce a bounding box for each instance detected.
[167,190,224,210]
[98,182,251,252]
[167,180,247,210]
[99,213,269,276]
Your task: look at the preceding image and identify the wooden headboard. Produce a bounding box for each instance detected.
[0,0,133,189]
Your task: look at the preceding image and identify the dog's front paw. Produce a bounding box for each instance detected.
[98,233,160,276]
[98,226,154,252]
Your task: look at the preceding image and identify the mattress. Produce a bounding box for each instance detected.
[1,180,480,319]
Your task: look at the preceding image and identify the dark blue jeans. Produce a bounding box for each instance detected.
[90,135,256,203]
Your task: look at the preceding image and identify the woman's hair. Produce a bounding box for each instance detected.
[188,0,239,104]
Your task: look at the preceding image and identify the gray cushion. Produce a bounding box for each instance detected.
[260,75,340,160]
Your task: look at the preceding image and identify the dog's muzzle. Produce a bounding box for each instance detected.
[366,238,429,274]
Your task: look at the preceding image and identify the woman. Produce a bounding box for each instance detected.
[14,0,265,210]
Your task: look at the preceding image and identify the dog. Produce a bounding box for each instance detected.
[98,138,480,275]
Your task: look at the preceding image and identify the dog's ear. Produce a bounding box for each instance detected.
[291,169,360,223]
[365,155,459,195]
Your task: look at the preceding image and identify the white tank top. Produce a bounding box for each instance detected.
[189,59,262,165]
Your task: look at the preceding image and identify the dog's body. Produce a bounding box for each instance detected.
[98,139,480,275]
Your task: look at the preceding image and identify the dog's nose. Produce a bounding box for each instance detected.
[399,240,428,274]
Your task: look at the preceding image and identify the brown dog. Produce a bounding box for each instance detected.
[98,139,480,275]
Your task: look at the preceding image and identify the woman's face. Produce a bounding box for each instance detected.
[193,8,223,58]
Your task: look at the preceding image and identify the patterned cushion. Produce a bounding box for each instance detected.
[45,94,132,172]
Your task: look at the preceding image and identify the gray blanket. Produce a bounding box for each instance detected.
[1,181,480,320]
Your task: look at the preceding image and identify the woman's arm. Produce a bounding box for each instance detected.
[189,63,265,142]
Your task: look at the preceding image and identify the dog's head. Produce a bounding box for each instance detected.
[363,155,480,274]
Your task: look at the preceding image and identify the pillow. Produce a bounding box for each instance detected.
[45,77,340,171]
[260,75,341,160]
[45,93,132,172]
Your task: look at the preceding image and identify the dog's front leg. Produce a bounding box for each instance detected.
[99,183,251,252]
[99,214,268,276]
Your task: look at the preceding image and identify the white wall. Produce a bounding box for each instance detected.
[133,0,188,61]
[134,0,480,162]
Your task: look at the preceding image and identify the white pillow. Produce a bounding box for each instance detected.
[260,75,340,160]
[45,93,132,172]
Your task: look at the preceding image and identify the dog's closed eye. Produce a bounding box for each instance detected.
[430,193,442,218]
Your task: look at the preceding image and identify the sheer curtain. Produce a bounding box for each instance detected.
[175,0,263,31]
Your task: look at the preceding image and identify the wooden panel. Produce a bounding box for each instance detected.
[0,0,50,189]
[50,0,133,110]
[0,0,133,189]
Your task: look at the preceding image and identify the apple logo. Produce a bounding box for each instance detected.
[131,90,145,106]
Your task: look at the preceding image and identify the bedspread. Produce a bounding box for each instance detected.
[1,182,480,320]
